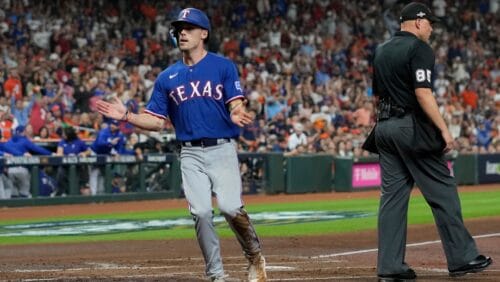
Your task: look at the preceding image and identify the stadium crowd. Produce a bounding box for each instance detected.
[0,0,498,197]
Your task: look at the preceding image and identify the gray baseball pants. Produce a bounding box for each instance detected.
[180,140,261,279]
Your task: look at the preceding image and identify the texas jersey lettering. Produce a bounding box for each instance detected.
[145,52,244,141]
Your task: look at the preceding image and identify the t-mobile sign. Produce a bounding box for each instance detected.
[352,161,454,189]
[352,163,381,188]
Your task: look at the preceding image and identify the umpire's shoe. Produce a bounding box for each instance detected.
[378,268,416,281]
[449,255,492,277]
[248,254,267,282]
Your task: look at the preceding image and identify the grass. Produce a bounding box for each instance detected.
[0,189,498,246]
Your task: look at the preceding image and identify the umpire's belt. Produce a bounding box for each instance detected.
[181,138,231,147]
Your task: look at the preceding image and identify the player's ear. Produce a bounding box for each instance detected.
[201,30,208,40]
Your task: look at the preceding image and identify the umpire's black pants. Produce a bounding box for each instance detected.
[375,114,479,275]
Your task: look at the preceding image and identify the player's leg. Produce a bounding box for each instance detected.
[89,166,100,195]
[0,174,6,199]
[403,152,480,271]
[1,173,13,199]
[180,147,225,280]
[17,167,31,197]
[207,141,266,281]
[8,167,31,197]
[97,167,105,194]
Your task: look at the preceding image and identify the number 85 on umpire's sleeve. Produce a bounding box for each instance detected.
[415,69,431,83]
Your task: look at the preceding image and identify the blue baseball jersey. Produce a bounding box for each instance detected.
[39,170,57,197]
[145,52,245,141]
[57,138,88,155]
[0,142,23,156]
[90,127,133,155]
[5,135,52,155]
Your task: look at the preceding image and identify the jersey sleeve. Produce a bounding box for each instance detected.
[145,75,169,119]
[410,41,435,89]
[223,61,245,104]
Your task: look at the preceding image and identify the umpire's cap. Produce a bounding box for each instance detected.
[400,2,439,23]
[171,8,211,33]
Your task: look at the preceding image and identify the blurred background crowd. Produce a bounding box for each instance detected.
[0,0,498,160]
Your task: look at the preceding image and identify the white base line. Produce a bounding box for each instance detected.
[312,232,500,259]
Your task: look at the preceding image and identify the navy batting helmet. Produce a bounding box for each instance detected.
[171,8,211,33]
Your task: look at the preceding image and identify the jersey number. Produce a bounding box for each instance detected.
[416,69,431,83]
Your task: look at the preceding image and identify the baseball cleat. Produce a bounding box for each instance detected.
[248,254,267,282]
[210,276,226,282]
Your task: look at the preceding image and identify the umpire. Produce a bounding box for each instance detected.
[371,2,492,281]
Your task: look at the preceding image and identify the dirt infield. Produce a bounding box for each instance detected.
[1,185,499,281]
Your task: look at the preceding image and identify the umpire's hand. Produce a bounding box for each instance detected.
[441,129,454,153]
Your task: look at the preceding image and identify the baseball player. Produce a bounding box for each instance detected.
[372,2,492,281]
[89,119,134,195]
[96,8,266,282]
[5,125,53,198]
[0,143,22,199]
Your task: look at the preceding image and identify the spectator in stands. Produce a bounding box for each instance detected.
[352,100,373,128]
[10,94,35,127]
[54,126,91,196]
[3,67,23,100]
[0,0,495,173]
[5,125,53,198]
[476,121,493,149]
[37,126,50,139]
[287,123,308,151]
[239,110,261,152]
[0,109,13,140]
[460,83,479,110]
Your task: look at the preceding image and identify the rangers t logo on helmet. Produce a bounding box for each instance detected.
[172,8,211,32]
[169,7,211,46]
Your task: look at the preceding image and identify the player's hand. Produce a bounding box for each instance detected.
[96,96,127,121]
[110,137,120,145]
[441,129,454,153]
[230,101,253,127]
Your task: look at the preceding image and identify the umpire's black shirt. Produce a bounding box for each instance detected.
[373,31,435,110]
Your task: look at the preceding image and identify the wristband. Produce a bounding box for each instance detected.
[229,101,243,113]
[121,110,129,121]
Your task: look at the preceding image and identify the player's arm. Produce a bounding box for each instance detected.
[96,97,165,131]
[224,61,253,127]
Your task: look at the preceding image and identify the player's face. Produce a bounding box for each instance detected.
[176,23,207,52]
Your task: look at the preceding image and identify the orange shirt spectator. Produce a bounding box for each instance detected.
[123,38,137,54]
[222,37,239,60]
[140,3,157,21]
[460,86,479,110]
[0,112,13,140]
[3,74,23,100]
